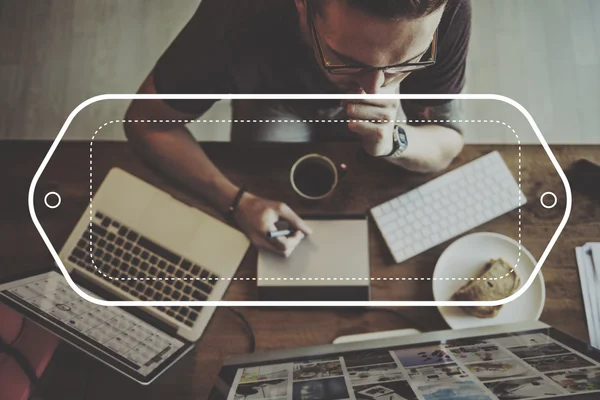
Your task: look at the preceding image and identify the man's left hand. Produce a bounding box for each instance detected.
[342,93,399,157]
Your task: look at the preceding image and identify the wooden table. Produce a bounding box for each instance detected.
[1,141,598,399]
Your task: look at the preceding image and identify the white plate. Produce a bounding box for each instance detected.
[433,232,545,329]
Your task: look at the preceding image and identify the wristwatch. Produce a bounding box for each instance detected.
[379,125,408,158]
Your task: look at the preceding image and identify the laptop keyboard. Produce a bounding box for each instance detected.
[68,211,220,327]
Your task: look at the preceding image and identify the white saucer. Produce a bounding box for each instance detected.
[433,232,545,330]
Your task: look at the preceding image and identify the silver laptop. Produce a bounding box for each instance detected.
[0,168,249,383]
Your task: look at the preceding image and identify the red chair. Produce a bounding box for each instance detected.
[0,303,59,400]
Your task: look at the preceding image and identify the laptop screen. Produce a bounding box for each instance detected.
[210,327,600,400]
[0,270,194,384]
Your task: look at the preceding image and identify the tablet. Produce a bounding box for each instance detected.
[209,321,600,400]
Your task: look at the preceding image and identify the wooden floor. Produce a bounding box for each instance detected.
[1,0,599,143]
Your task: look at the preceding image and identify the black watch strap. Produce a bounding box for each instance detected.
[378,125,407,158]
[226,186,246,225]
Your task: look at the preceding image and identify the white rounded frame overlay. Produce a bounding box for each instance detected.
[28,94,572,307]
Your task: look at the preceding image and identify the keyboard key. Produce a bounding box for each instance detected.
[136,283,145,292]
[106,243,115,253]
[137,236,181,265]
[107,232,116,241]
[126,231,139,241]
[91,224,107,237]
[189,312,199,322]
[193,280,212,294]
[115,248,123,257]
[140,262,149,271]
[183,286,192,295]
[101,217,111,228]
[124,242,133,251]
[180,295,189,302]
[167,265,175,274]
[98,239,107,248]
[77,239,87,249]
[175,281,183,290]
[72,248,85,259]
[102,253,112,262]
[155,282,163,291]
[116,237,124,246]
[175,270,183,278]
[209,274,219,284]
[180,308,189,317]
[132,257,140,266]
[110,258,120,267]
[111,221,120,228]
[149,256,158,264]
[120,262,129,271]
[193,290,207,301]
[181,260,192,271]
[153,293,163,301]
[118,227,128,236]
[132,247,141,256]
[141,251,149,260]
[164,287,172,296]
[172,291,181,300]
[200,270,209,280]
[149,266,157,276]
[191,265,201,275]
[157,271,166,279]
[144,287,154,297]
[123,253,132,262]
[158,260,166,269]
[95,211,104,219]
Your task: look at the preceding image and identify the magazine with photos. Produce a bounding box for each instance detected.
[226,332,600,400]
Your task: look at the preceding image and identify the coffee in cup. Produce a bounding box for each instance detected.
[290,154,345,200]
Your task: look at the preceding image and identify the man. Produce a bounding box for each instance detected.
[125,0,471,257]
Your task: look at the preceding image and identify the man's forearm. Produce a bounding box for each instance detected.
[125,122,239,213]
[387,99,464,173]
[386,124,463,173]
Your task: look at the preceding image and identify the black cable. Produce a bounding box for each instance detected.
[226,307,256,353]
[0,335,52,400]
[7,316,26,346]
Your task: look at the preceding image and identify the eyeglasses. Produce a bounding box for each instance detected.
[307,1,438,75]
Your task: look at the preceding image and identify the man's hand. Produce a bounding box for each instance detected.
[234,192,312,257]
[342,90,399,157]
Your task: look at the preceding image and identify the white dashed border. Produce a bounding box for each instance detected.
[88,119,523,283]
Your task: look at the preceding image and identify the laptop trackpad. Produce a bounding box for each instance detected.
[135,194,197,252]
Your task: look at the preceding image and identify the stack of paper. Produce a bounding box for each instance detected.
[575,243,600,349]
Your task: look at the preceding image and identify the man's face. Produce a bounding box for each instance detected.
[303,0,444,94]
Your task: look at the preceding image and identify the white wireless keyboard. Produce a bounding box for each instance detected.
[371,151,526,263]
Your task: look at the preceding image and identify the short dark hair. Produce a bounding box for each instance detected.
[311,0,448,20]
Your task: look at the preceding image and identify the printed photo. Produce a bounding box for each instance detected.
[240,363,290,383]
[493,334,554,349]
[343,350,396,368]
[418,381,493,400]
[547,366,600,393]
[508,343,570,360]
[292,377,349,400]
[353,380,418,400]
[484,377,565,399]
[293,360,343,381]
[524,353,594,373]
[393,345,453,368]
[347,362,404,386]
[465,359,538,382]
[407,363,469,385]
[449,344,513,363]
[234,379,287,399]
